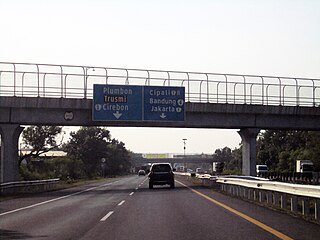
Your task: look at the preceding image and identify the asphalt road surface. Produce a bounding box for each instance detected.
[0,175,319,240]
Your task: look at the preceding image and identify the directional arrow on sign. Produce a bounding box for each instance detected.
[160,113,167,119]
[113,111,122,119]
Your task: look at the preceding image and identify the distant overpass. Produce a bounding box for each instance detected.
[1,62,320,182]
[132,157,214,166]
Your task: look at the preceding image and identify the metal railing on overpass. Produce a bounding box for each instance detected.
[1,62,320,107]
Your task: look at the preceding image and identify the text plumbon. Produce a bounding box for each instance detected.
[103,87,133,95]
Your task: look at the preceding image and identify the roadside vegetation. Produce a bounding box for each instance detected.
[257,130,320,172]
[213,130,320,174]
[12,127,320,180]
[19,126,132,181]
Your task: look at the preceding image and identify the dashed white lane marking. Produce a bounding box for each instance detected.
[100,211,114,221]
[129,192,134,196]
[133,177,148,191]
[118,200,125,206]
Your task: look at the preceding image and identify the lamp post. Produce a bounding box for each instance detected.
[182,138,187,171]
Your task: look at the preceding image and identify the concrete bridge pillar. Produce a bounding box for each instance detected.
[0,124,24,183]
[238,128,260,176]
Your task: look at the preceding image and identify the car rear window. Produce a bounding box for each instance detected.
[152,164,171,172]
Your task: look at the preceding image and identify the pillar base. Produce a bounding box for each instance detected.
[238,128,260,176]
[0,124,24,183]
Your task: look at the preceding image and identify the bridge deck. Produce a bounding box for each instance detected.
[1,96,320,130]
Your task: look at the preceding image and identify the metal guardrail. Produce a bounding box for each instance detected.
[211,177,320,222]
[258,172,320,185]
[216,177,320,198]
[0,178,60,194]
[1,62,320,107]
[177,173,320,221]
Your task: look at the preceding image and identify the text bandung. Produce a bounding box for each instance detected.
[149,98,176,106]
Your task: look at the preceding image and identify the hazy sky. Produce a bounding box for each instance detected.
[1,0,319,154]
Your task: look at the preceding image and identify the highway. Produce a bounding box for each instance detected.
[0,175,319,240]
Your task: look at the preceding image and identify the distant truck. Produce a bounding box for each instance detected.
[176,166,185,172]
[296,160,314,173]
[256,165,268,175]
[212,162,224,174]
[212,162,218,172]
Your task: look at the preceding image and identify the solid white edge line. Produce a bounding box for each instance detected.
[0,179,125,217]
[100,211,114,221]
[118,200,125,206]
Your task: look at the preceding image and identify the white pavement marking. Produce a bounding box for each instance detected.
[100,211,114,221]
[118,200,125,206]
[129,192,134,196]
[0,179,125,217]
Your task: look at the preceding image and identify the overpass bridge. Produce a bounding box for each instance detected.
[132,157,214,166]
[1,62,320,182]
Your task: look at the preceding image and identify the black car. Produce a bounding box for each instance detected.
[148,163,175,189]
[138,169,146,176]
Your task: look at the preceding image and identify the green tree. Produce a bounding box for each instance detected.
[257,130,288,168]
[213,146,241,174]
[303,131,320,171]
[257,130,320,172]
[45,157,84,180]
[20,125,63,165]
[231,146,242,173]
[105,139,132,175]
[64,127,111,178]
[64,127,132,178]
[213,147,233,163]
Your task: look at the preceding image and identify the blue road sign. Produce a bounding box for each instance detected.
[144,86,185,121]
[93,84,185,122]
[93,84,143,121]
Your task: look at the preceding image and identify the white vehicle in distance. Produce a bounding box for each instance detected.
[296,160,314,173]
[256,165,268,175]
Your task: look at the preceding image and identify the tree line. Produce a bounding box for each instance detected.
[256,130,320,172]
[14,127,320,180]
[19,126,132,180]
[213,130,320,174]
